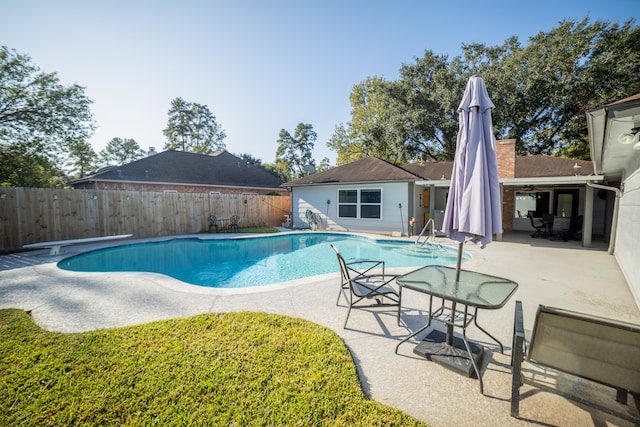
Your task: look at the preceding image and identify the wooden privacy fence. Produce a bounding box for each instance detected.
[0,187,292,252]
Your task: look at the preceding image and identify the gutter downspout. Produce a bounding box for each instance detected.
[587,182,621,255]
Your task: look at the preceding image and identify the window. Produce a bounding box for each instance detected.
[338,189,382,219]
[514,191,549,218]
[338,190,357,218]
[554,189,578,220]
[360,189,381,218]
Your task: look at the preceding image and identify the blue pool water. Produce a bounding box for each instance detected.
[58,233,466,288]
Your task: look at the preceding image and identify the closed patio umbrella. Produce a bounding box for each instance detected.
[441,75,502,349]
[443,74,502,274]
[399,77,511,386]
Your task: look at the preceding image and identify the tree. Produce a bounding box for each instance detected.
[66,138,97,179]
[349,76,416,163]
[0,141,65,187]
[260,162,282,181]
[390,53,466,162]
[465,18,640,155]
[274,123,317,182]
[326,124,358,166]
[236,153,263,167]
[236,153,284,180]
[163,97,227,154]
[0,46,95,187]
[330,55,466,164]
[316,157,332,172]
[99,137,146,166]
[328,17,640,162]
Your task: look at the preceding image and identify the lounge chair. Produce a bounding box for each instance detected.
[208,215,218,233]
[511,301,640,423]
[331,244,399,328]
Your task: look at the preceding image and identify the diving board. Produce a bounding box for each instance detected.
[23,234,133,255]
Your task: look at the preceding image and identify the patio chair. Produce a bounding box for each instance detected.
[208,214,218,233]
[330,244,399,328]
[228,214,239,231]
[542,213,555,238]
[551,217,571,241]
[568,215,583,240]
[527,214,546,238]
[331,244,387,305]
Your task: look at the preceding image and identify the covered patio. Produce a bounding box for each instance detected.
[410,139,610,249]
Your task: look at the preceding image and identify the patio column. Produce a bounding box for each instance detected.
[429,184,436,214]
[429,185,436,222]
[496,183,504,241]
[583,185,594,247]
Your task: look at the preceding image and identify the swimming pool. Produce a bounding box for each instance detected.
[58,232,466,288]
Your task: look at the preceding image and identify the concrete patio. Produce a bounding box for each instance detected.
[1,231,639,426]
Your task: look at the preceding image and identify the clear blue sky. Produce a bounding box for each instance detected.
[2,1,638,164]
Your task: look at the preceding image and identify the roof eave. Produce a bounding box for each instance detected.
[284,179,416,188]
[415,180,451,187]
[586,94,640,176]
[417,176,605,187]
[501,176,605,185]
[71,178,283,191]
[586,107,607,175]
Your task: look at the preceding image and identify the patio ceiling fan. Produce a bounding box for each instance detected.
[618,123,640,144]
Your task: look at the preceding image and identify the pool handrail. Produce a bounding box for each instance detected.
[415,218,436,247]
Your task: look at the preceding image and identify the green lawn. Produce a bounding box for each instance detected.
[0,310,426,426]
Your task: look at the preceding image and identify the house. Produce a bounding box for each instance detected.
[282,156,421,234]
[283,140,606,245]
[586,93,640,309]
[68,150,288,196]
[405,140,603,241]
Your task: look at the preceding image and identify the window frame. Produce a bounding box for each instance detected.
[337,188,383,220]
[514,190,551,218]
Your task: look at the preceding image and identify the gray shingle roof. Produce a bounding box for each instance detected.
[69,150,284,189]
[282,156,420,187]
[276,154,595,188]
[514,156,594,178]
[402,161,454,180]
[404,156,593,180]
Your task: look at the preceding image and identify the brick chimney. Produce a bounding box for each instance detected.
[496,139,516,233]
[496,139,516,179]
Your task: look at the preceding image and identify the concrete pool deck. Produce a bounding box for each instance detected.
[1,231,639,426]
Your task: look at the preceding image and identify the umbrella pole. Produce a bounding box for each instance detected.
[447,242,464,346]
[455,242,463,282]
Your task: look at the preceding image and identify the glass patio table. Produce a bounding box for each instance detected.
[394,265,518,394]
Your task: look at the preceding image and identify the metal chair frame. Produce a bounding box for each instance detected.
[228,214,239,231]
[331,244,399,328]
[208,215,218,233]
